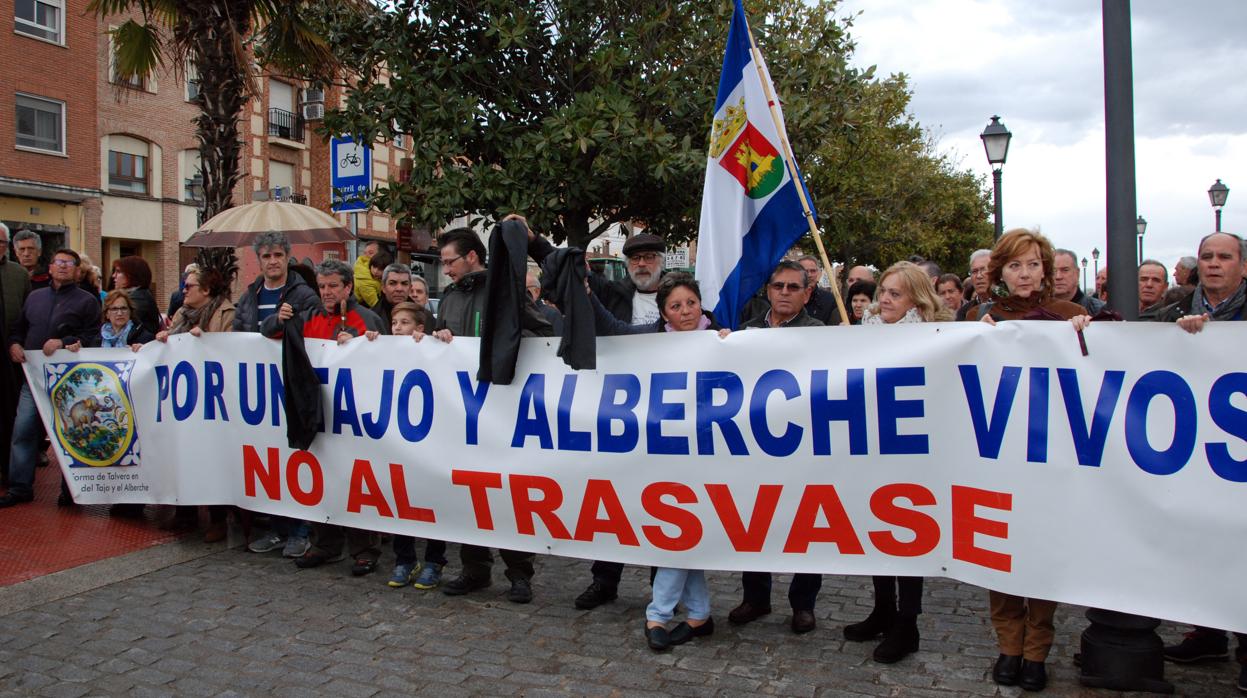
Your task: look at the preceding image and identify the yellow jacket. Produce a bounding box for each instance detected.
[353,254,380,307]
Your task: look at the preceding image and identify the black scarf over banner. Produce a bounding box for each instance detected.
[540,247,595,371]
[478,219,534,385]
[281,317,322,451]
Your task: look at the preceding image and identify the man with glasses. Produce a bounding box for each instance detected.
[956,249,993,321]
[433,228,539,604]
[731,260,825,632]
[2,249,100,507]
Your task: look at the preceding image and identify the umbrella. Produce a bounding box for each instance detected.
[184,200,355,248]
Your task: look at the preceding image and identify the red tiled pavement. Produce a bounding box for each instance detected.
[0,467,183,587]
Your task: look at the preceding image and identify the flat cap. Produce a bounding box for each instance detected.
[621,233,665,257]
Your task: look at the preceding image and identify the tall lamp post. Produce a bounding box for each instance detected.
[1092,247,1100,280]
[980,116,1012,240]
[1208,179,1229,232]
[1136,216,1147,264]
[1081,256,1088,291]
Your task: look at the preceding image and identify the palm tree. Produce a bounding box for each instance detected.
[89,0,341,219]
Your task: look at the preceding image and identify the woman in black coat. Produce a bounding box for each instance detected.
[111,256,161,335]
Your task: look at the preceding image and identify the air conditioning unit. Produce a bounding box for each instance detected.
[303,87,325,103]
[301,102,325,121]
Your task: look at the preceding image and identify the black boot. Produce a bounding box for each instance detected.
[844,606,895,642]
[1019,659,1047,691]
[872,614,919,663]
[993,654,1022,685]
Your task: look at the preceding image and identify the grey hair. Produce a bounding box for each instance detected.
[381,262,412,285]
[12,230,41,250]
[251,230,291,256]
[1177,255,1197,270]
[0,221,8,239]
[410,275,429,292]
[1053,248,1078,265]
[315,259,353,287]
[794,254,820,267]
[969,248,991,265]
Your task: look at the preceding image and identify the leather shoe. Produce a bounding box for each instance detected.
[1018,659,1047,692]
[669,617,715,645]
[728,601,772,625]
[844,607,895,641]
[645,623,671,651]
[791,609,816,634]
[992,654,1022,686]
[0,492,33,508]
[872,615,919,664]
[442,574,491,596]
[574,580,617,610]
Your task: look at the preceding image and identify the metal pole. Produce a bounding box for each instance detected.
[1082,265,1087,291]
[1079,4,1171,689]
[1216,208,1223,232]
[992,169,1004,240]
[1102,0,1139,321]
[1137,234,1143,265]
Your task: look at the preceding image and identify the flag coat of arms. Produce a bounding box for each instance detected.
[696,0,816,329]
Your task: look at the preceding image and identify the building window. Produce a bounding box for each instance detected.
[109,150,148,194]
[15,0,63,44]
[185,64,200,102]
[15,94,64,154]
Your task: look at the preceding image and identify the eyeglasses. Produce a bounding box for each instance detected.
[628,252,662,264]
[440,254,464,266]
[971,268,988,276]
[51,259,77,268]
[769,281,804,293]
[107,307,130,314]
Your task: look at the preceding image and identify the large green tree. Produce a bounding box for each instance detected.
[90,0,340,219]
[321,0,990,267]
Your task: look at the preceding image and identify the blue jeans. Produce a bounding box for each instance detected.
[393,535,447,567]
[8,384,41,498]
[646,567,710,624]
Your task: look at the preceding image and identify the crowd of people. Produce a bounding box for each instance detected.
[0,218,1243,694]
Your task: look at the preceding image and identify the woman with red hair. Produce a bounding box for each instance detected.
[110,256,160,335]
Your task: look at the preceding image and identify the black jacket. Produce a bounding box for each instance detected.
[743,307,824,329]
[128,287,160,336]
[479,220,532,385]
[592,295,721,336]
[540,246,595,370]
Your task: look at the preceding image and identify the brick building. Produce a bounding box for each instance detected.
[3,2,416,309]
[1,0,101,259]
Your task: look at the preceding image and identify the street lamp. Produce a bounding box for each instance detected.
[1136,215,1147,264]
[980,115,1013,240]
[1092,247,1101,281]
[1081,256,1088,291]
[186,173,206,225]
[1208,179,1230,232]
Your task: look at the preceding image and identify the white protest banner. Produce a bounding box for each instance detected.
[23,322,1247,632]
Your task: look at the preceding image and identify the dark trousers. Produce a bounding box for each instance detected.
[589,560,656,588]
[460,544,533,582]
[312,524,380,561]
[872,575,923,616]
[393,536,447,567]
[741,572,822,611]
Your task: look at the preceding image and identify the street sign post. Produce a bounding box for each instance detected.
[330,135,372,213]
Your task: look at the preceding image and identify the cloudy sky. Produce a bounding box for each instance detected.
[833,0,1247,276]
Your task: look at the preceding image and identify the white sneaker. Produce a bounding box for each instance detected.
[248,532,285,553]
[282,535,311,558]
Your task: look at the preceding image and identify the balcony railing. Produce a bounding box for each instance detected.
[267,108,303,141]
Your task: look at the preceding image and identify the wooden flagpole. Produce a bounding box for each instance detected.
[742,19,850,325]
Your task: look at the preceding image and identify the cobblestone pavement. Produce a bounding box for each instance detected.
[0,541,1236,697]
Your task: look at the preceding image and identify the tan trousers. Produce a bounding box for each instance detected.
[989,591,1058,661]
